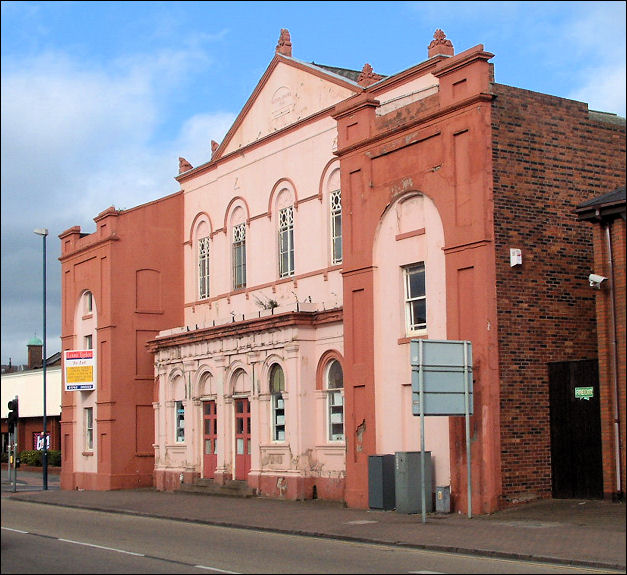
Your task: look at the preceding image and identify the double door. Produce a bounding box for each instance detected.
[202,398,251,481]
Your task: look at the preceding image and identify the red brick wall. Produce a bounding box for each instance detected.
[491,84,626,503]
[10,417,61,453]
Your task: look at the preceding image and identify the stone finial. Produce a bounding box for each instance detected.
[358,63,383,87]
[178,157,193,174]
[276,28,292,57]
[428,29,454,58]
[211,140,219,155]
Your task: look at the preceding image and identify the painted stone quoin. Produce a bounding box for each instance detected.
[59,29,626,513]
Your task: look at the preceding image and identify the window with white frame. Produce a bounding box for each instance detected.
[278,206,294,278]
[269,364,285,441]
[84,407,93,451]
[326,359,344,441]
[84,334,93,349]
[330,189,342,264]
[175,400,185,443]
[404,263,426,332]
[198,236,210,299]
[232,223,246,289]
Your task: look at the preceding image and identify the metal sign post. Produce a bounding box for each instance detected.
[10,427,18,493]
[418,341,426,524]
[463,341,472,519]
[411,339,474,520]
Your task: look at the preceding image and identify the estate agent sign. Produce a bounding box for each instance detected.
[64,350,96,391]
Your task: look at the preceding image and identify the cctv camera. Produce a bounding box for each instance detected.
[588,274,608,288]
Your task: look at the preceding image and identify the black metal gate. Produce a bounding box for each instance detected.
[548,359,603,499]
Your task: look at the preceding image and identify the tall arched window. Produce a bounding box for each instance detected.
[198,236,210,299]
[278,206,294,278]
[269,364,286,441]
[232,223,246,289]
[330,188,342,264]
[326,359,344,441]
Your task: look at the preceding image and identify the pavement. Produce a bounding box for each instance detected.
[2,467,625,572]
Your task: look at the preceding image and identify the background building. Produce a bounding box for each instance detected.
[1,339,62,458]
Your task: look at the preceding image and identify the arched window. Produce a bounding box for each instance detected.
[269,364,285,441]
[198,236,210,299]
[232,223,246,289]
[330,188,342,264]
[278,206,294,278]
[326,359,344,441]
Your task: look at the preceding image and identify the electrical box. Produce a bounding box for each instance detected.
[368,454,395,510]
[435,485,451,513]
[394,451,433,514]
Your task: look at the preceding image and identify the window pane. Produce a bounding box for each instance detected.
[270,364,285,393]
[405,263,427,332]
[232,223,247,289]
[278,207,294,277]
[205,439,212,454]
[198,236,210,299]
[175,401,185,442]
[408,267,425,298]
[327,360,343,390]
[236,438,244,454]
[410,299,427,329]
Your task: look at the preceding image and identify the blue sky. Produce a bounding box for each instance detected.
[1,1,625,366]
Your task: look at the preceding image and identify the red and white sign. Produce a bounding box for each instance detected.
[64,349,96,391]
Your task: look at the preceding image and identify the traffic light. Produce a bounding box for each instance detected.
[7,398,19,433]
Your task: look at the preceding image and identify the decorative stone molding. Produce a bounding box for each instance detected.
[428,29,454,58]
[275,28,292,57]
[357,63,384,87]
[178,157,193,174]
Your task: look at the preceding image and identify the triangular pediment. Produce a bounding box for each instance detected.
[218,56,361,157]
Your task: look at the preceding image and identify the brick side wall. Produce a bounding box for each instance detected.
[491,84,626,503]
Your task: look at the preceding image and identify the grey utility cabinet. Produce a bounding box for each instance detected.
[394,451,433,514]
[368,454,395,510]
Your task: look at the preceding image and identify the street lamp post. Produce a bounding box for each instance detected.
[34,227,48,490]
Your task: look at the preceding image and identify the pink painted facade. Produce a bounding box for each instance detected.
[59,29,625,514]
[148,35,359,499]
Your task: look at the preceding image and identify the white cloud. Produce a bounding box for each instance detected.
[1,41,237,365]
[174,112,236,168]
[568,64,626,116]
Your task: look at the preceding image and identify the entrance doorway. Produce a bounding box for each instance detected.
[203,400,217,478]
[549,359,603,499]
[234,397,251,480]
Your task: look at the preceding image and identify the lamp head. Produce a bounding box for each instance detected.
[34,228,48,237]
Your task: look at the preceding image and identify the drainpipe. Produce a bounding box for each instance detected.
[604,222,622,497]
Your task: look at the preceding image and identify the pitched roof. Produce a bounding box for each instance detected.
[310,63,363,83]
[576,186,626,221]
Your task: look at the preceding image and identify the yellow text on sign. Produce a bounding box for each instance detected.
[66,366,93,383]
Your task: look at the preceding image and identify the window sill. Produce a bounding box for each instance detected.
[82,451,94,456]
[397,333,428,345]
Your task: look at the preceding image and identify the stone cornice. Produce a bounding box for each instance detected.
[147,308,343,352]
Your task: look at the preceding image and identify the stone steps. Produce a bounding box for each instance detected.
[177,479,256,498]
